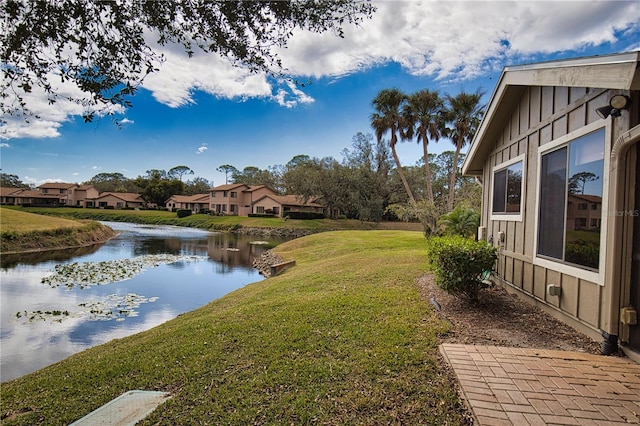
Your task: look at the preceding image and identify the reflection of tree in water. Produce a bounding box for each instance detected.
[133,238,185,256]
[569,171,599,195]
[1,244,104,269]
[119,231,290,272]
[214,263,234,275]
[166,261,187,270]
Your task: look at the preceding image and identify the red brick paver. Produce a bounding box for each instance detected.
[440,344,640,425]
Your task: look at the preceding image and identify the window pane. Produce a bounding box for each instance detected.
[564,129,604,269]
[538,147,567,259]
[506,162,522,213]
[492,169,507,213]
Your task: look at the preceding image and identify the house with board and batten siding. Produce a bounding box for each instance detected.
[462,51,640,361]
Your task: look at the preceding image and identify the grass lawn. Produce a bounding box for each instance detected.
[0,230,466,425]
[0,207,85,233]
[0,207,118,253]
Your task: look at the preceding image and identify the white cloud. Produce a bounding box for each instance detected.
[3,1,638,139]
[278,1,640,80]
[92,165,101,170]
[110,1,640,109]
[1,69,125,140]
[272,80,316,108]
[120,117,134,125]
[0,142,9,148]
[196,143,208,154]
[141,42,275,107]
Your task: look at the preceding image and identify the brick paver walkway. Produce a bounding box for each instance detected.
[440,344,640,425]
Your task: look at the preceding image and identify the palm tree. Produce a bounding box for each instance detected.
[403,89,445,205]
[438,205,481,238]
[370,88,416,204]
[445,90,484,211]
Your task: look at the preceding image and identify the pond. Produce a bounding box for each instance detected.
[0,222,290,382]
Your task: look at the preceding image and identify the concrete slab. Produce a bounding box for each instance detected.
[70,390,171,426]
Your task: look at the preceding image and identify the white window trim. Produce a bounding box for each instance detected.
[490,154,526,222]
[532,120,610,285]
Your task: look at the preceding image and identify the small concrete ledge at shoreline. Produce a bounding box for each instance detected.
[270,260,296,277]
[253,251,296,277]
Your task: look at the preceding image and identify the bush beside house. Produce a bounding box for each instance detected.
[427,236,497,301]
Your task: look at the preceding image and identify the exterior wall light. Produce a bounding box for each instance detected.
[596,94,632,119]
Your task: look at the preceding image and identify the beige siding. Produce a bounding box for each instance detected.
[560,274,579,317]
[253,198,281,216]
[482,85,612,336]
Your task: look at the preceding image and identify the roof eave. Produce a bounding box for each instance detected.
[462,51,640,176]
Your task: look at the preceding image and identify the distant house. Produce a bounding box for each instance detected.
[462,51,640,360]
[72,184,100,207]
[566,194,602,231]
[36,182,99,207]
[165,194,210,213]
[1,186,63,206]
[209,184,276,216]
[1,187,25,205]
[208,184,324,217]
[95,192,146,209]
[253,194,323,218]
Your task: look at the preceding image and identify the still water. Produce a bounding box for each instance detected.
[0,222,288,382]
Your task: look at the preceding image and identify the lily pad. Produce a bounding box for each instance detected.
[18,293,159,323]
[41,254,207,289]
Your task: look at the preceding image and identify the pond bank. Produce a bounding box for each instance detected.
[0,231,467,425]
[0,221,118,254]
[233,226,314,238]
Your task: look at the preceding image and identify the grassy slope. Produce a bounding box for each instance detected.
[1,208,85,232]
[0,231,466,425]
[0,208,118,253]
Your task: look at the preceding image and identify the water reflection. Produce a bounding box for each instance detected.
[0,222,289,382]
[1,244,104,269]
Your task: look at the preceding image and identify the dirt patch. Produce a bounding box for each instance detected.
[418,274,601,354]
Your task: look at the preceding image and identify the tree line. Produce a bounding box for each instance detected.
[2,129,479,229]
[211,87,484,228]
[0,168,211,208]
[2,86,483,230]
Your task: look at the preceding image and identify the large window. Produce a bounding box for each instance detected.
[537,128,604,271]
[491,156,524,220]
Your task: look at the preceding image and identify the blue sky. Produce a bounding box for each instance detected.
[1,1,639,187]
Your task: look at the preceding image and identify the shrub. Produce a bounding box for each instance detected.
[426,236,497,301]
[176,209,192,218]
[286,211,324,220]
[565,239,599,269]
[438,206,480,238]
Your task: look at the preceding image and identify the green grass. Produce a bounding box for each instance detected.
[13,206,423,233]
[0,208,85,232]
[0,207,118,253]
[0,230,467,425]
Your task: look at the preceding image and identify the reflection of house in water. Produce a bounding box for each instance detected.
[567,194,602,230]
[207,237,254,268]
